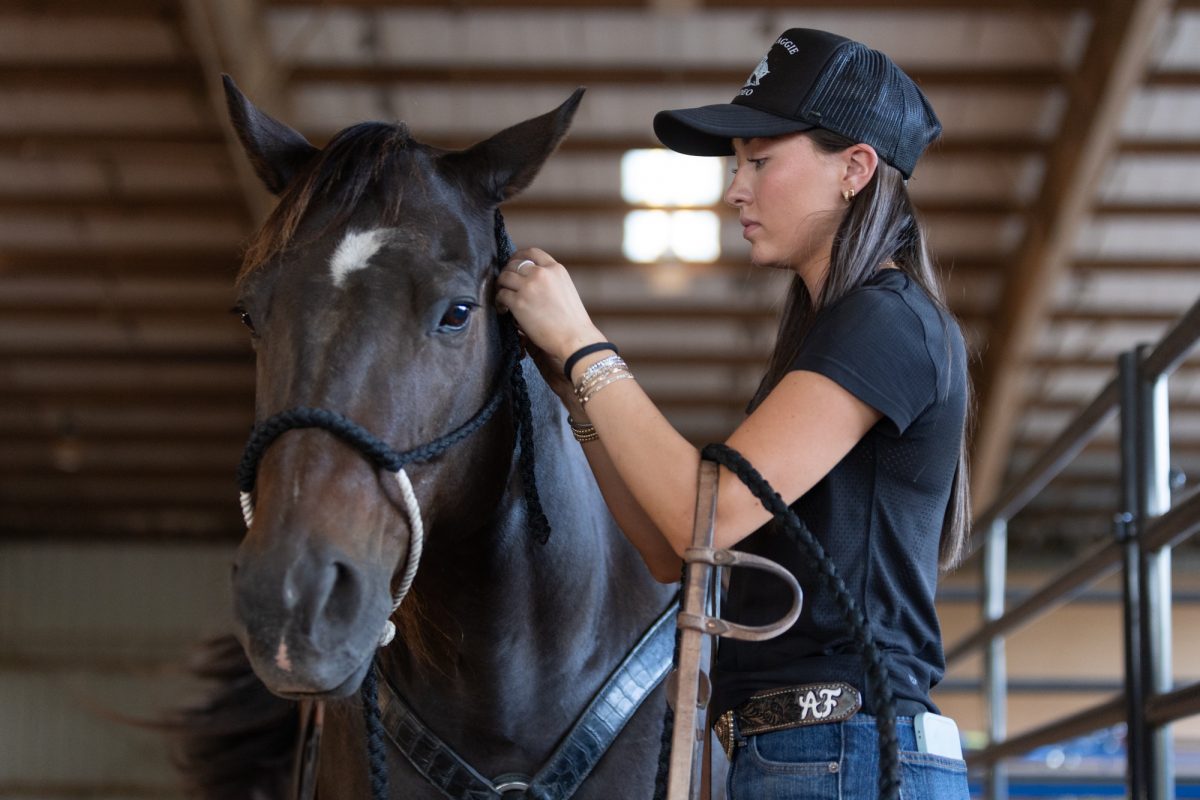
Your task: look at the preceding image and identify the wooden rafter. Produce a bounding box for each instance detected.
[179,0,281,223]
[266,0,1104,8]
[969,0,1173,512]
[282,64,1065,89]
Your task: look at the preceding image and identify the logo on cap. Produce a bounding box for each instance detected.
[744,55,770,89]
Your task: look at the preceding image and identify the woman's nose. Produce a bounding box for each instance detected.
[724,171,749,208]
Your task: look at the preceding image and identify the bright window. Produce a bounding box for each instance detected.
[621,149,721,263]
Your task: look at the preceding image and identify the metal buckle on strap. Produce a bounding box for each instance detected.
[713,682,862,760]
[713,710,737,761]
[492,775,531,796]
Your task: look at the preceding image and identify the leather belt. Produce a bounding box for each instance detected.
[713,681,862,759]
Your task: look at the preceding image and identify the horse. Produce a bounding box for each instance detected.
[172,79,678,800]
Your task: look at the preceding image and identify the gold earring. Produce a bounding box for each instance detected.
[843,188,855,203]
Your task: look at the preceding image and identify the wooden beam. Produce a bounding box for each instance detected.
[505,197,1024,218]
[0,514,242,542]
[1,0,181,15]
[288,63,1064,90]
[0,193,241,218]
[1093,202,1200,216]
[0,248,241,277]
[0,63,202,91]
[267,0,1101,7]
[0,192,1024,219]
[0,248,1003,280]
[1145,70,1200,87]
[969,0,1172,511]
[1073,258,1200,273]
[0,131,225,159]
[0,129,1048,158]
[179,0,280,223]
[1119,139,1200,156]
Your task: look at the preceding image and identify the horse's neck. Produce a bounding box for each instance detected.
[382,362,670,743]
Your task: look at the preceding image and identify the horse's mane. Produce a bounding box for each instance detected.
[237,121,414,286]
[169,635,299,799]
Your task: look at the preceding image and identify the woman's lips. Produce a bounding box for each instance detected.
[741,221,761,238]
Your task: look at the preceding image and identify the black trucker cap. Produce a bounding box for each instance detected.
[653,29,941,179]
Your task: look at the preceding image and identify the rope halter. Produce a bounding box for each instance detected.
[234,353,512,648]
[234,210,550,650]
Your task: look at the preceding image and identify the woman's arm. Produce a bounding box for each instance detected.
[579,430,684,582]
[498,251,882,564]
[572,361,880,558]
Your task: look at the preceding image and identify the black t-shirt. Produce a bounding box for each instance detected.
[712,268,968,718]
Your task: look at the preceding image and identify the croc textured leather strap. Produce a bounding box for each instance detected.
[376,602,678,800]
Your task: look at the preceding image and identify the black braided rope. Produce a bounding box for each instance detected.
[494,210,551,546]
[360,662,390,800]
[699,443,901,800]
[236,392,503,493]
[652,584,683,800]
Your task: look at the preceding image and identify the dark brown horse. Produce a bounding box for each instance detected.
[173,81,677,799]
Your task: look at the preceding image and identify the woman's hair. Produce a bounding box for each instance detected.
[748,128,972,572]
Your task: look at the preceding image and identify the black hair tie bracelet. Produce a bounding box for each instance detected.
[563,341,619,382]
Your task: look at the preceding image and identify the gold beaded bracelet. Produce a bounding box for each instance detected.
[567,416,599,443]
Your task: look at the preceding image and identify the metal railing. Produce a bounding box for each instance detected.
[947,296,1200,800]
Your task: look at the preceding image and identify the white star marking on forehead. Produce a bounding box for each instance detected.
[329,229,387,287]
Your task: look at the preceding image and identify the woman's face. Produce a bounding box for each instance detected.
[725,133,848,275]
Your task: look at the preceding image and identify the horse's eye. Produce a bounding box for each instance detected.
[232,306,257,336]
[438,302,475,332]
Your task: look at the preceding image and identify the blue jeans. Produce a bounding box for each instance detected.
[726,714,970,800]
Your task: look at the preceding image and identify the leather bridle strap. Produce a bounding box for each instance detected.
[375,602,678,800]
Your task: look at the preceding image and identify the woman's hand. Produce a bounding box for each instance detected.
[495,247,605,364]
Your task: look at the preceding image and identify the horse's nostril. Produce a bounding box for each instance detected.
[299,557,365,639]
[323,560,363,626]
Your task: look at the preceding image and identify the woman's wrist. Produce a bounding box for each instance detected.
[556,327,607,366]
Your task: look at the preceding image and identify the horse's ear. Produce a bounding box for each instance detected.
[222,74,319,195]
[444,88,585,203]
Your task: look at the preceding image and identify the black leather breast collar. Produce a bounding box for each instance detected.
[375,601,678,800]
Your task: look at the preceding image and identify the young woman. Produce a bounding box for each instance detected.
[496,27,972,799]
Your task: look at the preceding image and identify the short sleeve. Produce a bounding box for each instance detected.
[790,286,936,435]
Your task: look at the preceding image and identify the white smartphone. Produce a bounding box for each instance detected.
[914,712,963,760]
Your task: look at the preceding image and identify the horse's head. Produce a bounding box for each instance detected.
[223,77,581,698]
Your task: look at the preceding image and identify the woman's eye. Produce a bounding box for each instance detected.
[437,302,474,332]
[731,158,765,175]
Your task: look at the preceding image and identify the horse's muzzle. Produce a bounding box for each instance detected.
[232,538,392,696]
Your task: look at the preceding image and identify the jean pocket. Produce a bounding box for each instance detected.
[728,734,842,800]
[898,750,969,800]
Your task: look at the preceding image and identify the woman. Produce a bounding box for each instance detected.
[497,28,971,799]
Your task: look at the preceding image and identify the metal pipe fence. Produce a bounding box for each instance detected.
[947,297,1200,799]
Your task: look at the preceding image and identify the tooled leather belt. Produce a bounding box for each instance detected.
[713,681,863,759]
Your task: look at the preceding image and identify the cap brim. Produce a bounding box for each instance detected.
[653,103,816,156]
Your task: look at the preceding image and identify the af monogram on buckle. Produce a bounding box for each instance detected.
[713,681,862,759]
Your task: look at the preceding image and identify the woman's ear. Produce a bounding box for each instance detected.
[843,143,879,194]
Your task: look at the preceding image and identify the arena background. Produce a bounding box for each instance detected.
[2,1,1200,797]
